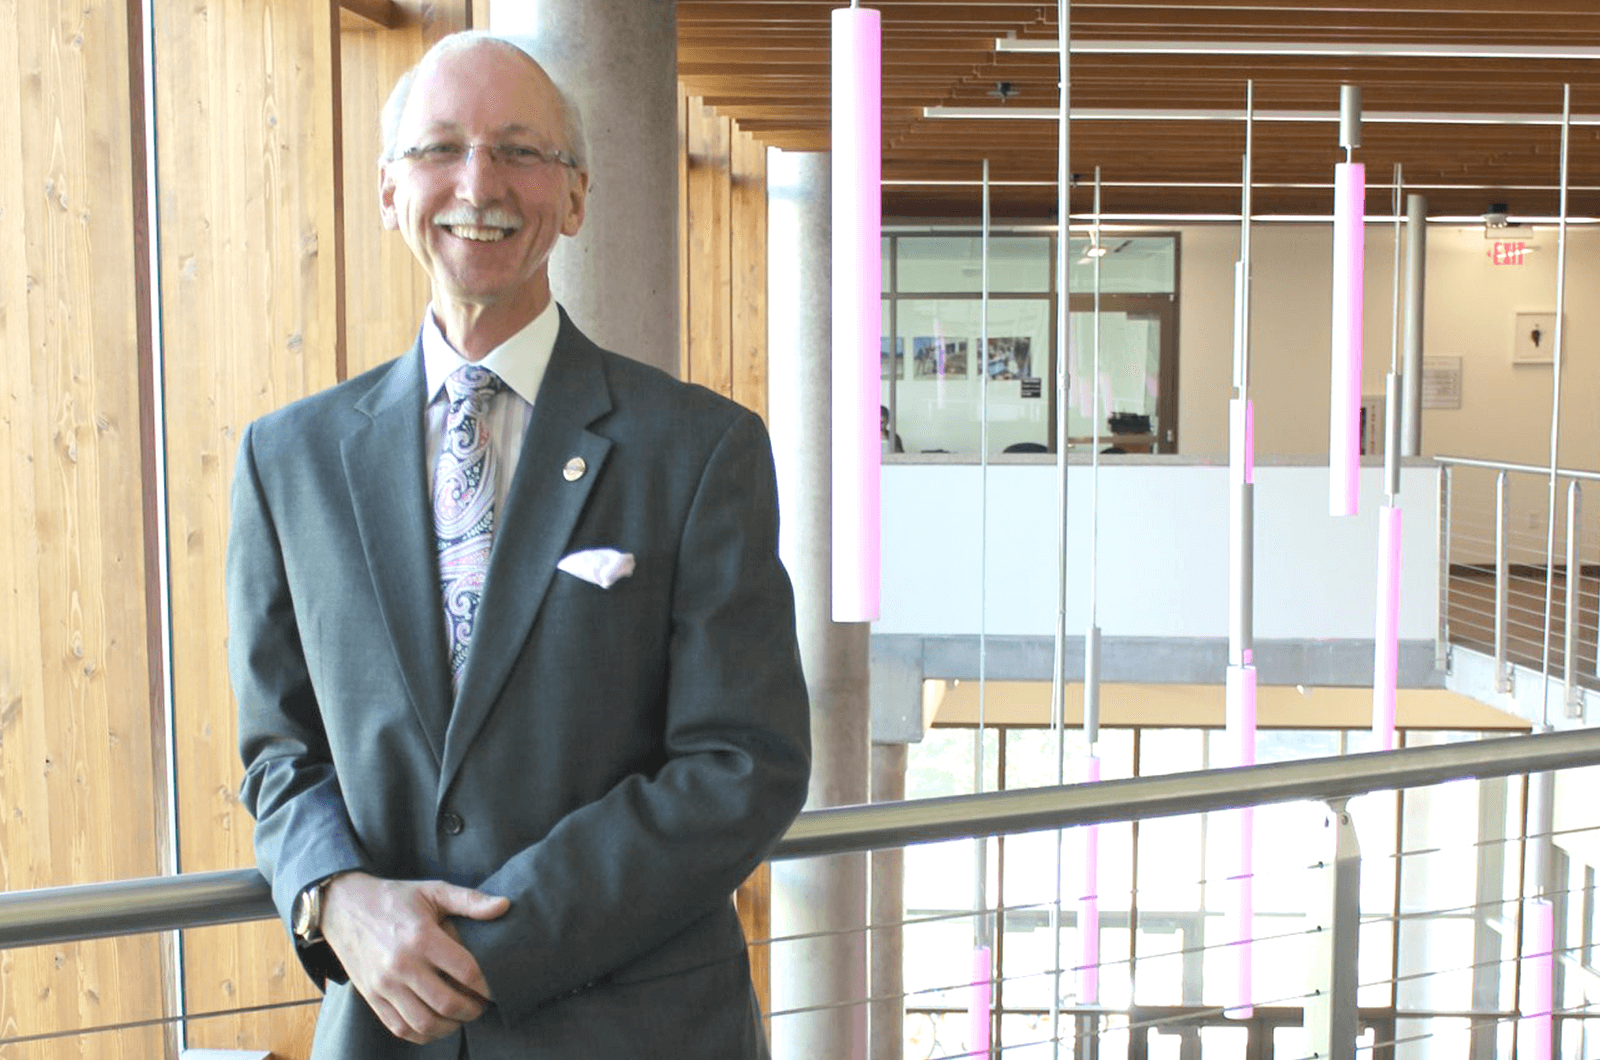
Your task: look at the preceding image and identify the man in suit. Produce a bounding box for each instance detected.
[229,30,811,1058]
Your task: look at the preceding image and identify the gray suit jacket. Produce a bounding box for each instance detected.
[229,311,811,1059]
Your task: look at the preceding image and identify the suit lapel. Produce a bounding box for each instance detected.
[438,316,614,795]
[342,347,453,764]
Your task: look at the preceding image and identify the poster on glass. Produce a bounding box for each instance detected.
[913,336,968,379]
[986,336,1032,380]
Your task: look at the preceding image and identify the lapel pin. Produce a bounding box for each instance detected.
[563,456,587,482]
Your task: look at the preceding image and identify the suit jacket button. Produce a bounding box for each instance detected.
[440,812,465,836]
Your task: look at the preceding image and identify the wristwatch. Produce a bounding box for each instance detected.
[292,873,341,946]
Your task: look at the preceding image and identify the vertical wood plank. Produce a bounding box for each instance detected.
[678,83,691,379]
[730,128,768,422]
[0,0,168,1056]
[734,862,773,1025]
[685,98,733,399]
[679,91,774,1025]
[154,0,339,1052]
[339,3,466,378]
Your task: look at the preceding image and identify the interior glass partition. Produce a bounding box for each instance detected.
[880,231,1179,457]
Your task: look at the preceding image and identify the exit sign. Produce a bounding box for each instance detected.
[1488,240,1529,265]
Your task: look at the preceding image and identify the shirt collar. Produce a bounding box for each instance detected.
[422,300,559,407]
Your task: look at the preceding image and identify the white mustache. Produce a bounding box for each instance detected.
[432,208,521,229]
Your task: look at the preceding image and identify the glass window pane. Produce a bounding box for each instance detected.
[1351,788,1398,1008]
[897,235,1051,293]
[998,1012,1073,1059]
[909,726,1000,799]
[1067,309,1161,450]
[1066,235,1177,294]
[890,298,1051,455]
[1135,727,1208,1007]
[904,1009,970,1060]
[1394,1015,1473,1059]
[902,907,985,1012]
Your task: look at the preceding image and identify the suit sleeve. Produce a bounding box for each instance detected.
[228,422,370,987]
[454,409,813,1022]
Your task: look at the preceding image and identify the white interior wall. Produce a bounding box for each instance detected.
[878,461,1439,641]
[1176,222,1600,471]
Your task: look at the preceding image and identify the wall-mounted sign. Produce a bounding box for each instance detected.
[1487,240,1529,265]
[1422,356,1462,409]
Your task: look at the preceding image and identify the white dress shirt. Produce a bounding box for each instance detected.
[422,301,559,511]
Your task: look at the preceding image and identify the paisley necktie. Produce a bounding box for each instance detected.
[433,365,505,692]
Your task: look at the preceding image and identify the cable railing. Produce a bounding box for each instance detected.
[1438,456,1600,716]
[4,727,1600,1057]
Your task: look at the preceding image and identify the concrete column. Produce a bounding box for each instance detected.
[766,148,871,1060]
[493,0,679,376]
[871,744,907,1060]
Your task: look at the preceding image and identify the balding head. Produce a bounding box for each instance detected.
[379,32,588,172]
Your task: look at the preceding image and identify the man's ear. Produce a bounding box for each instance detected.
[378,164,400,230]
[560,169,589,238]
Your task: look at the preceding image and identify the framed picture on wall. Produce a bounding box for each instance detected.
[913,336,968,379]
[986,336,1032,380]
[1512,311,1559,365]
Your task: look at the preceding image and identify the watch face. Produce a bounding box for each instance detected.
[293,888,314,937]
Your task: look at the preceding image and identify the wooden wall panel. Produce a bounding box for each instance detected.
[154,0,340,1053]
[729,128,768,420]
[678,85,692,379]
[340,2,466,377]
[683,97,734,398]
[678,89,774,1021]
[0,0,169,1056]
[681,95,768,420]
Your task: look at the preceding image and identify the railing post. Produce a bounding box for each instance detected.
[1438,464,1452,671]
[1565,481,1582,719]
[1306,799,1361,1060]
[1496,469,1513,693]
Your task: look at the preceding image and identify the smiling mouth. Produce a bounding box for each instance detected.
[443,224,517,242]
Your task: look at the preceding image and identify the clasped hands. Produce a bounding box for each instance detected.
[320,871,511,1045]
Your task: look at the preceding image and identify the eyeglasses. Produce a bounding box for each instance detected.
[394,142,580,172]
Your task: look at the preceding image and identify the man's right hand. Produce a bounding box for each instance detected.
[319,871,511,1045]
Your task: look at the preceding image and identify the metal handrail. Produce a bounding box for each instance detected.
[5,727,1600,950]
[1435,454,1600,483]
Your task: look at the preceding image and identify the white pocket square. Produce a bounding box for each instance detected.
[557,548,636,589]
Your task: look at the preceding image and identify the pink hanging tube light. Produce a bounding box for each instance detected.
[831,4,882,621]
[969,945,992,1057]
[1519,898,1554,1060]
[1330,85,1365,518]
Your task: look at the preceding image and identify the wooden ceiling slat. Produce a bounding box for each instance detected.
[678,0,1600,217]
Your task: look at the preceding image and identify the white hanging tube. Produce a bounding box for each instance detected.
[829,5,882,621]
[1373,503,1403,751]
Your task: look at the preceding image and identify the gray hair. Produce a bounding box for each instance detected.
[378,31,589,171]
